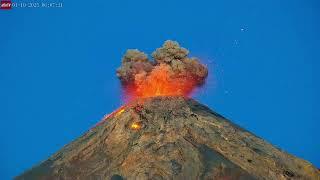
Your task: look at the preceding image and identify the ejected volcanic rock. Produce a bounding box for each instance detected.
[17,97,320,180]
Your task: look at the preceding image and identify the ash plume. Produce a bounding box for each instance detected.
[116,49,154,83]
[116,40,208,99]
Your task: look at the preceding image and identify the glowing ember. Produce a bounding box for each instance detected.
[115,108,125,117]
[105,106,125,119]
[130,122,141,130]
[92,106,126,128]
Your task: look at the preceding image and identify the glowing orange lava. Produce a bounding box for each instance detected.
[124,64,197,100]
[92,106,126,128]
[130,122,142,130]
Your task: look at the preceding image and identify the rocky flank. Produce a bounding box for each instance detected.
[16,97,320,180]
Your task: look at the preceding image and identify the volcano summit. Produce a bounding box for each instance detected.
[17,41,320,180]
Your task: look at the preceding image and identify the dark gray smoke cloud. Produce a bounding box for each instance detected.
[116,40,208,85]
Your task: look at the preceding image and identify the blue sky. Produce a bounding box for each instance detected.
[1,0,319,179]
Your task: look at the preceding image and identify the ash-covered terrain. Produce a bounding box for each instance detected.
[17,97,320,180]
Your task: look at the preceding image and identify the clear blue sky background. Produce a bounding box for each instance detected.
[1,0,319,179]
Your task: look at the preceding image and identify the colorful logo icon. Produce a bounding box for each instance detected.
[0,0,12,9]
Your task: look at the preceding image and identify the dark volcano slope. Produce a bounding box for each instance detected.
[17,97,320,180]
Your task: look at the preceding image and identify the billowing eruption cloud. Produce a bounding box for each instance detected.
[117,40,208,100]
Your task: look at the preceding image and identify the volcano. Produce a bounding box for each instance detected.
[17,97,319,180]
[17,41,320,179]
